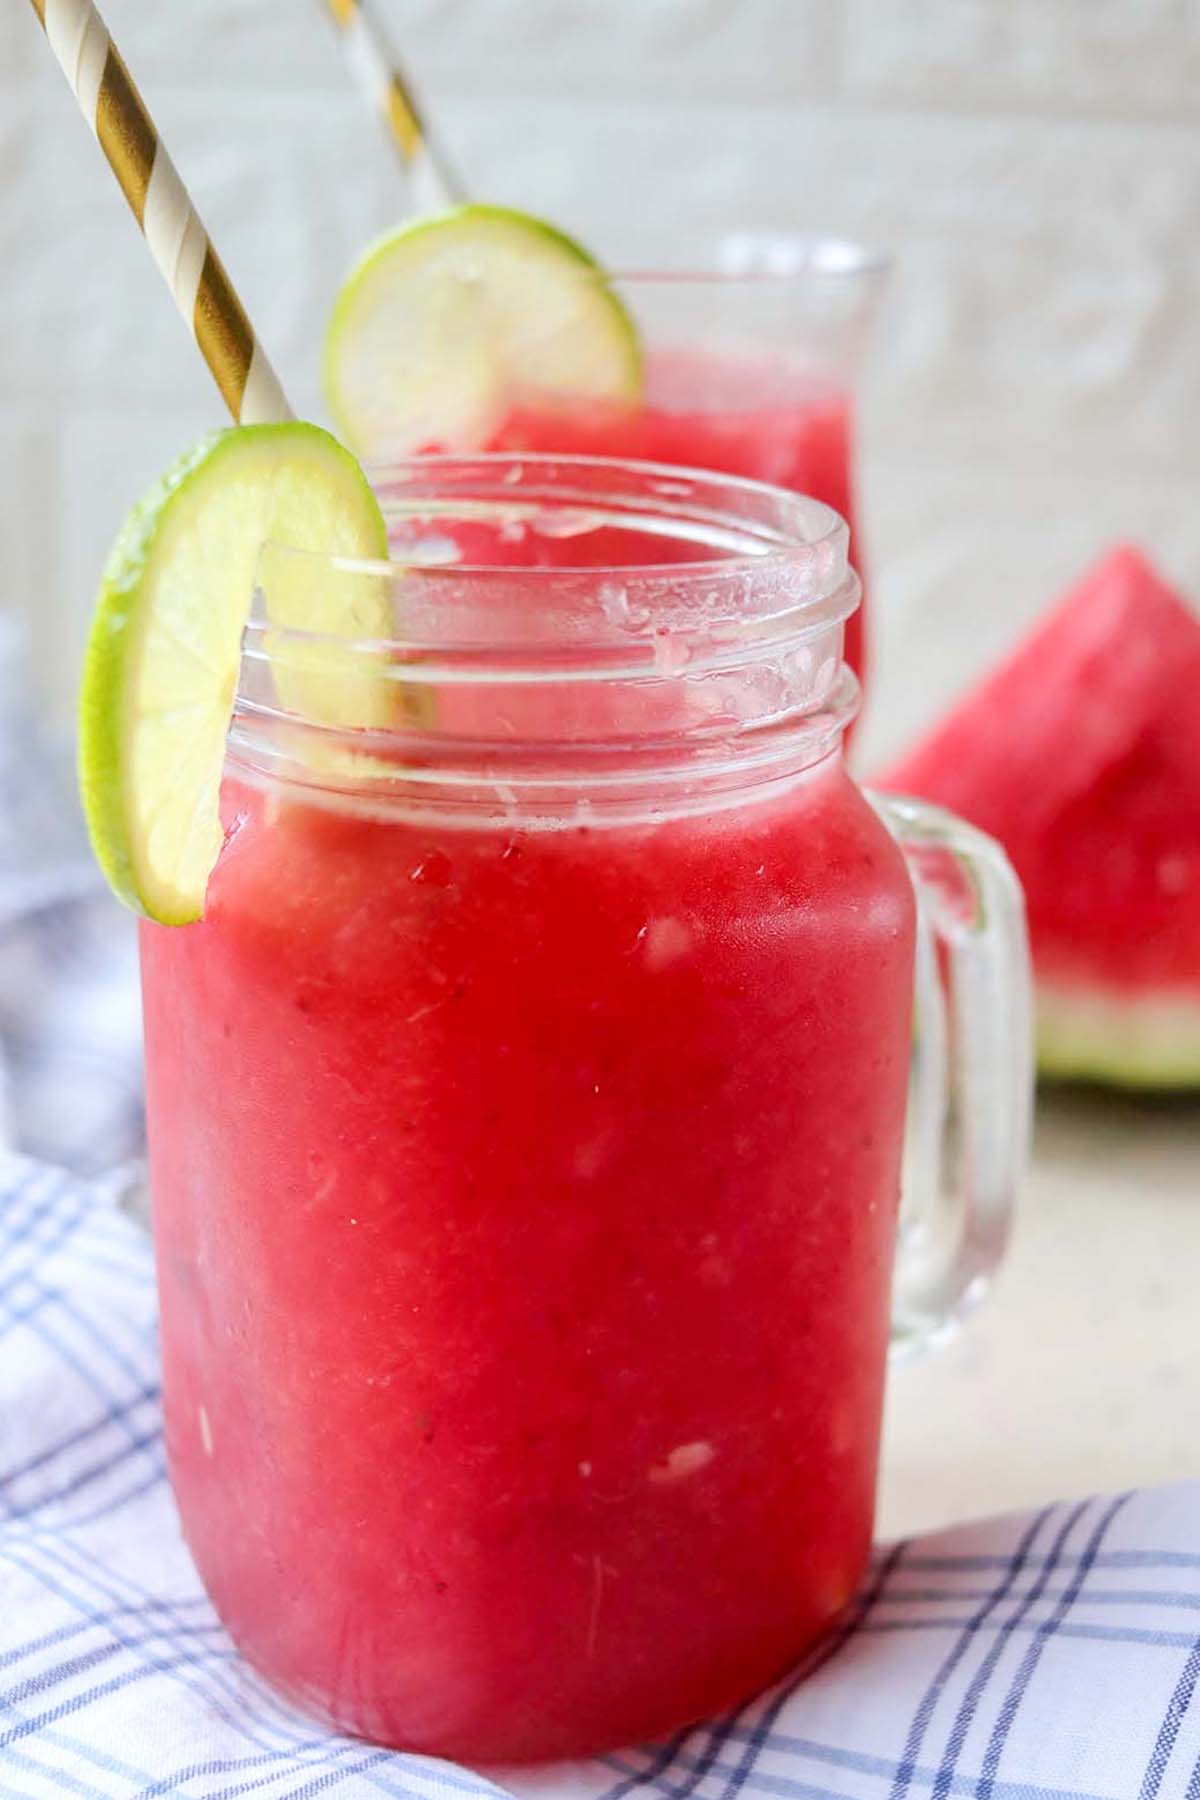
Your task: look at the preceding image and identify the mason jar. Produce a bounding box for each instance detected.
[140,454,1030,1762]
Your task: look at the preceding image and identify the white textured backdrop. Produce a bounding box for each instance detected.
[2,0,1199,765]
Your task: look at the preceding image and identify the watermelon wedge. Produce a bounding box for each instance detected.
[878,546,1200,1089]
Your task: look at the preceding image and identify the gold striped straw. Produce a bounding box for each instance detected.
[320,0,467,208]
[27,0,291,426]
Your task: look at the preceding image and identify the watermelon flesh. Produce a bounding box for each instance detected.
[878,546,1200,1088]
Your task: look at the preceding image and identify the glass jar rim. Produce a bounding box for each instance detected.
[236,453,859,818]
[248,450,856,685]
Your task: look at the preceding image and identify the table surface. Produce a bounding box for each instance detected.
[879,1086,1200,1541]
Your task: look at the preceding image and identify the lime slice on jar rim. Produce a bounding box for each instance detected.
[324,202,644,460]
[78,422,392,926]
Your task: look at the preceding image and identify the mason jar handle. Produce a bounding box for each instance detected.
[869,792,1034,1361]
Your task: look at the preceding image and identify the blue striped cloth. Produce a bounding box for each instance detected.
[4,625,1200,1798]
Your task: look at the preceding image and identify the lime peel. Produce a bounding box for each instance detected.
[78,421,390,925]
[324,202,643,461]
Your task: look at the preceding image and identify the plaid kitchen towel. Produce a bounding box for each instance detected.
[4,1151,1200,1800]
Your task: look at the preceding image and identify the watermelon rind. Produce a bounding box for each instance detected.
[879,547,1200,1093]
[1037,983,1200,1090]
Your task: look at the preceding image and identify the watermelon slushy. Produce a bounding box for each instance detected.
[143,763,913,1760]
[139,459,916,1760]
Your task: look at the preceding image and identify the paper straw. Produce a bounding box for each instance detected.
[27,0,291,425]
[320,0,467,207]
